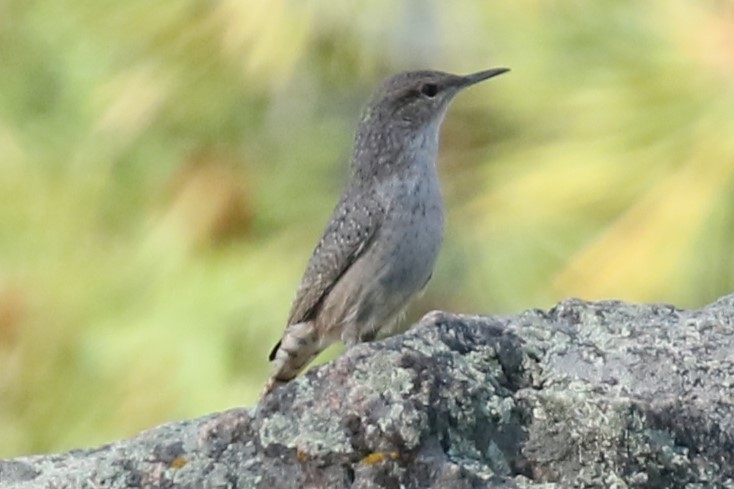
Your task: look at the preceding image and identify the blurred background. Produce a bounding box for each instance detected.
[1,0,733,458]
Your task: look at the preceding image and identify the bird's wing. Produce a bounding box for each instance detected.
[286,190,383,327]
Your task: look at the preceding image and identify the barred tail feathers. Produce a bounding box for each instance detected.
[261,321,323,397]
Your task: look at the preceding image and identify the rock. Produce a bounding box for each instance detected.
[2,296,733,488]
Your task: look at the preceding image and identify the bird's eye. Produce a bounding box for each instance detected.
[420,83,438,98]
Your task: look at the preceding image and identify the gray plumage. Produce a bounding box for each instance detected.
[263,68,509,396]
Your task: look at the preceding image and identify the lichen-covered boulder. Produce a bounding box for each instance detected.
[2,295,733,488]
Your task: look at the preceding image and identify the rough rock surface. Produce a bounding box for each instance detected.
[2,295,734,488]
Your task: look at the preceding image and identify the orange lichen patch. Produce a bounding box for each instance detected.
[327,394,343,409]
[170,456,187,469]
[296,449,309,463]
[360,451,399,465]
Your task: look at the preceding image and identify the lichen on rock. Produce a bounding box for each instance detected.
[2,296,734,488]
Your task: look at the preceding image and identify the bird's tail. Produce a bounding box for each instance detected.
[261,321,323,398]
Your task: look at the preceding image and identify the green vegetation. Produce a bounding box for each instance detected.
[1,0,732,457]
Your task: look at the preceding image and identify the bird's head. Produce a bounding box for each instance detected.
[362,68,510,131]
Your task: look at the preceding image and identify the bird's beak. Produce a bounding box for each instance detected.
[455,67,510,89]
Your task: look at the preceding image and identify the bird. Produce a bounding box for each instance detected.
[263,67,509,396]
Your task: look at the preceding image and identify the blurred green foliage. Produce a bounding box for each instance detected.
[1,0,733,457]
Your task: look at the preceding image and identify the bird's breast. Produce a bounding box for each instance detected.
[389,164,445,251]
[366,155,445,297]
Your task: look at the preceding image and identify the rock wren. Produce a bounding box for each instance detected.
[264,68,509,395]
